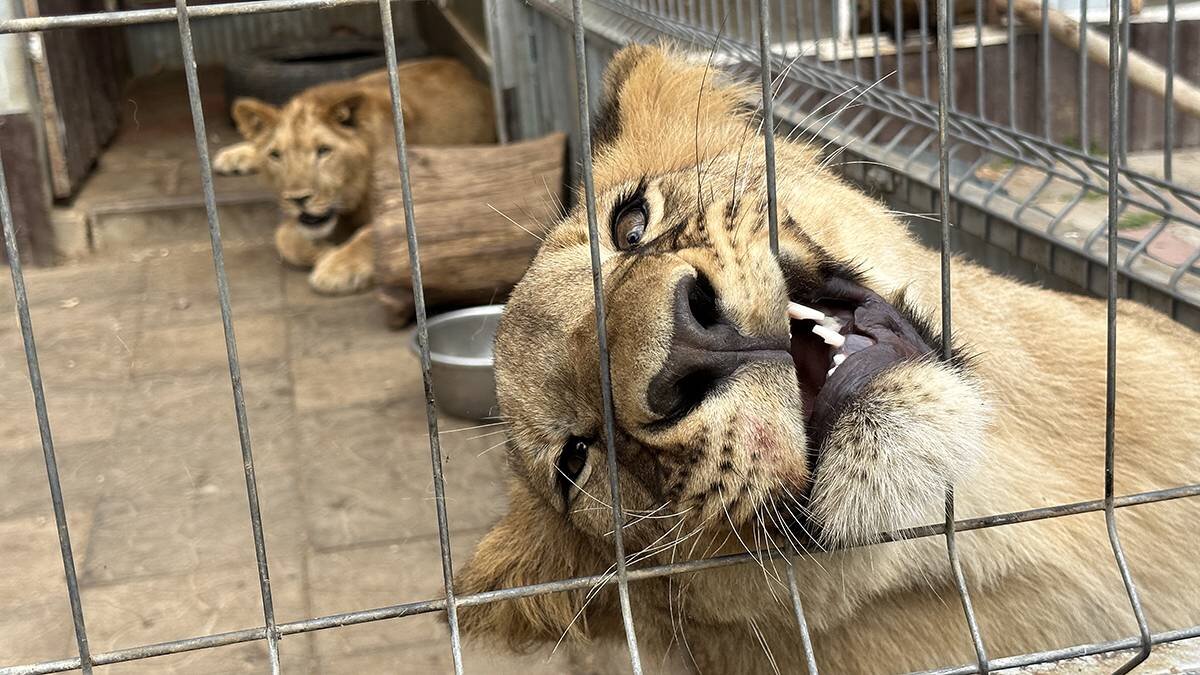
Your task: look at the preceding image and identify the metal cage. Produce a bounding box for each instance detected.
[2,0,1199,673]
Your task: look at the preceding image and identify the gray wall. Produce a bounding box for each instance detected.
[122,3,422,77]
[0,0,32,114]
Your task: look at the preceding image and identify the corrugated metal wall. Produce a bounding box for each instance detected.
[123,3,421,76]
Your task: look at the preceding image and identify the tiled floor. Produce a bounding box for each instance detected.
[0,241,580,673]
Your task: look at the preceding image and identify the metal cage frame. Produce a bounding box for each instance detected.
[2,0,1200,673]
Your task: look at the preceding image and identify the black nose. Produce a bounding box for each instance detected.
[289,195,310,208]
[646,274,789,422]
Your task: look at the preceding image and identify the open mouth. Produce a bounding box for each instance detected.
[787,276,936,452]
[297,210,336,227]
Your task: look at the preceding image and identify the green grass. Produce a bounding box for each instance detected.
[1116,212,1159,230]
[1062,136,1108,157]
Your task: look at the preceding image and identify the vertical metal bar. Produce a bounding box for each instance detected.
[761,4,814,666]
[484,0,510,144]
[794,0,804,48]
[974,0,983,118]
[830,0,840,68]
[747,0,758,49]
[851,0,861,77]
[173,3,280,672]
[777,0,789,58]
[0,150,93,675]
[895,0,906,92]
[1103,0,1152,666]
[947,2,955,111]
[785,565,819,675]
[569,1,644,672]
[761,0,780,255]
[871,0,881,81]
[1079,0,1089,152]
[1006,0,1015,127]
[1118,0,1130,162]
[812,0,825,65]
[937,0,989,669]
[919,0,930,99]
[1040,0,1050,138]
[376,0,465,672]
[1164,0,1176,179]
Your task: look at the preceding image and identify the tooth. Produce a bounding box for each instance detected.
[787,302,826,322]
[812,324,845,348]
[820,316,843,332]
[833,353,846,366]
[827,365,838,378]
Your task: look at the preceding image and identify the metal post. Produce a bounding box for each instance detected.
[376,0,466,671]
[569,1,644,672]
[484,0,511,144]
[0,142,93,675]
[1163,0,1176,179]
[936,0,989,669]
[1102,0,1152,667]
[760,0,780,254]
[173,1,280,671]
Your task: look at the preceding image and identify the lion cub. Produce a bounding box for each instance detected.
[453,45,1200,673]
[213,58,495,294]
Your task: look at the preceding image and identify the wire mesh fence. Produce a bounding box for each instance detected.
[1,0,1199,673]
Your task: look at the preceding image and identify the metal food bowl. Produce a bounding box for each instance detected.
[411,305,503,421]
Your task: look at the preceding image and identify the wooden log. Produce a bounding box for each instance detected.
[372,132,567,327]
[996,0,1200,120]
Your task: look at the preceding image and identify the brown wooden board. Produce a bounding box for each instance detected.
[0,113,53,265]
[25,0,128,199]
[373,132,567,326]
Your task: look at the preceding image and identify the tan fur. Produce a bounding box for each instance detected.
[456,45,1200,673]
[213,58,495,294]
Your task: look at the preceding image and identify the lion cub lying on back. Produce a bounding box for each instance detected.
[213,58,495,294]
[454,45,1200,673]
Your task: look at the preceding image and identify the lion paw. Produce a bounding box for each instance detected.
[309,247,374,295]
[212,142,260,176]
[275,223,328,269]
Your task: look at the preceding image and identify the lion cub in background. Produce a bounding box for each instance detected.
[213,58,495,294]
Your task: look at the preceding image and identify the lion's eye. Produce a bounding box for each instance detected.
[612,199,648,251]
[268,149,281,161]
[556,437,591,507]
[316,145,332,158]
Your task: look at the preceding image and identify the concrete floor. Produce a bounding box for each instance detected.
[0,239,582,673]
[48,68,277,262]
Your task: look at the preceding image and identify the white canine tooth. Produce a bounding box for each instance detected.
[833,353,847,366]
[820,316,843,332]
[827,365,838,378]
[787,302,826,322]
[811,323,846,348]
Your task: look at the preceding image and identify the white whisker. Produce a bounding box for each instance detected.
[438,421,508,435]
[487,203,545,242]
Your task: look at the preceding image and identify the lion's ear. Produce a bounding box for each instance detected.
[591,44,656,149]
[590,43,752,184]
[324,92,367,129]
[456,482,591,651]
[231,98,279,141]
